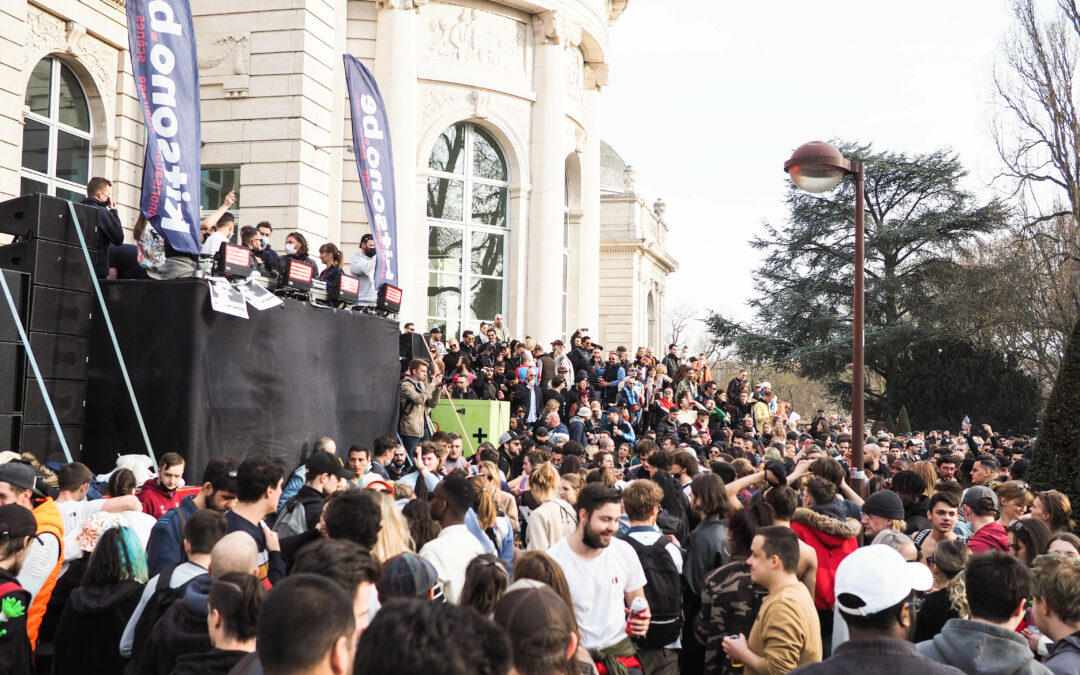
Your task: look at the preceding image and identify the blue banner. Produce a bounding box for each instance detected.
[126,0,203,255]
[344,54,398,288]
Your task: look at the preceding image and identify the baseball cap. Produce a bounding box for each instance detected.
[861,490,905,521]
[0,504,38,541]
[429,326,442,334]
[606,407,619,415]
[305,451,355,481]
[494,580,576,658]
[551,339,564,347]
[534,426,550,438]
[962,485,1000,514]
[380,552,442,601]
[835,544,932,616]
[0,462,37,492]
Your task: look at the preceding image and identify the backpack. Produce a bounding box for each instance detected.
[273,496,309,538]
[136,226,166,271]
[617,533,683,649]
[128,563,198,673]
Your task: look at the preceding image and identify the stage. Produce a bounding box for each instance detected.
[84,279,400,480]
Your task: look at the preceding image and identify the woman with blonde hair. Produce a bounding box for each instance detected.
[477,460,518,533]
[994,481,1034,528]
[913,461,938,499]
[525,462,577,551]
[470,476,515,572]
[559,472,584,505]
[913,539,969,642]
[371,492,413,561]
[1032,489,1074,533]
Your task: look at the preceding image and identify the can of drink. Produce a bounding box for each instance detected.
[626,597,648,635]
[728,635,744,668]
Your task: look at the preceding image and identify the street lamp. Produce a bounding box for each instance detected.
[784,141,867,493]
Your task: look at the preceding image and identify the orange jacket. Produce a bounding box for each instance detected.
[26,497,64,649]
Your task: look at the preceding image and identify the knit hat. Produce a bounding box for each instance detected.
[576,407,591,418]
[494,580,576,658]
[380,552,442,601]
[77,512,122,553]
[764,460,787,486]
[861,490,904,521]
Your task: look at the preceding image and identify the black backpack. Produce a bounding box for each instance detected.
[617,533,683,648]
[127,563,198,673]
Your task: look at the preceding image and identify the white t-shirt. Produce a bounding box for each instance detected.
[419,524,485,605]
[547,537,647,650]
[57,498,105,563]
[201,230,228,256]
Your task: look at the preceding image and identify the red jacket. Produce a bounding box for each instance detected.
[137,478,181,518]
[790,505,861,610]
[967,520,1009,554]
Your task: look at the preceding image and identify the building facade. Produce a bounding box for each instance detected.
[0,0,675,347]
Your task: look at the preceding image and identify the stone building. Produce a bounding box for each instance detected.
[1,0,675,346]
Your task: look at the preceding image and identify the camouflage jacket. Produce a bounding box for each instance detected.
[696,560,767,675]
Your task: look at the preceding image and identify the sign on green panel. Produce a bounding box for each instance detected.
[430,399,510,457]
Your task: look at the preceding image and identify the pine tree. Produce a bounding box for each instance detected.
[1029,317,1080,520]
[895,405,912,435]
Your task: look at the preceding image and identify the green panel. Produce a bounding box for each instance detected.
[430,399,510,457]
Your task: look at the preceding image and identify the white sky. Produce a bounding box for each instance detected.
[599,0,1016,345]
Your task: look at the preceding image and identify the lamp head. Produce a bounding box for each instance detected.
[784,141,852,193]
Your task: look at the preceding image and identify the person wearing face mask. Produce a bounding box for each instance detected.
[349,233,378,306]
[254,221,281,268]
[279,231,320,274]
[201,210,236,257]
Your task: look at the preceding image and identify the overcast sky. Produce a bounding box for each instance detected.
[599,1,1017,346]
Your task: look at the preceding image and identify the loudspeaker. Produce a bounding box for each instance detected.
[399,333,431,363]
[23,379,86,425]
[0,415,19,453]
[29,287,93,337]
[27,333,88,380]
[0,270,27,343]
[0,239,95,292]
[0,193,96,246]
[21,424,81,463]
[0,343,23,414]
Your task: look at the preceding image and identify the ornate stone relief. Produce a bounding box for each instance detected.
[532,11,581,47]
[584,62,609,91]
[420,86,530,152]
[425,5,527,76]
[376,0,429,10]
[24,8,118,115]
[566,48,584,109]
[197,33,251,98]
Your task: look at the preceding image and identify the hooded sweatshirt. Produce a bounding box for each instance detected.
[172,647,252,675]
[916,618,1053,675]
[790,504,861,610]
[968,521,1010,554]
[1045,631,1080,675]
[52,579,144,675]
[135,574,213,675]
[137,478,182,518]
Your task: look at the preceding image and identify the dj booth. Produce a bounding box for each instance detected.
[83,279,400,481]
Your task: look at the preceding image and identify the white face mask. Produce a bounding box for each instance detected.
[285,243,297,255]
[261,236,271,247]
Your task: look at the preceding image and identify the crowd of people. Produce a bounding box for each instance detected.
[0,315,1074,675]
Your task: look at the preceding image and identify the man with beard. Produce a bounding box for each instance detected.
[385,444,410,481]
[147,458,239,576]
[547,483,651,674]
[348,233,378,305]
[0,504,36,674]
[789,545,960,674]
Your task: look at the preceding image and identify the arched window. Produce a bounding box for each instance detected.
[21,57,92,202]
[562,174,570,340]
[426,123,509,337]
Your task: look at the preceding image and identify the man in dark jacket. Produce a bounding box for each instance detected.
[662,343,681,379]
[892,470,932,535]
[512,369,543,425]
[134,532,259,675]
[80,177,125,279]
[278,452,353,534]
[792,545,962,675]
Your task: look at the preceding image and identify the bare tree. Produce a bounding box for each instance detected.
[994,0,1080,230]
[666,304,695,348]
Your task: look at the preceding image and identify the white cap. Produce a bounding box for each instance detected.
[834,545,932,616]
[760,381,772,389]
[789,412,801,423]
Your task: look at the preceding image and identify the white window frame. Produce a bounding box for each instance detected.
[20,57,93,201]
[425,123,510,337]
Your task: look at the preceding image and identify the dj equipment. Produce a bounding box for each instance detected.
[377,283,402,314]
[213,242,254,278]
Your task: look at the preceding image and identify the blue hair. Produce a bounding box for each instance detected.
[116,525,148,583]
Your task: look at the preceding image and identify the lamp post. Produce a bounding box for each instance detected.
[783,141,866,493]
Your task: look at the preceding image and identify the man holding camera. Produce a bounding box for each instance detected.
[399,359,443,453]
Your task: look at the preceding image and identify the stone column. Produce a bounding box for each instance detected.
[526,11,576,341]
[373,0,422,321]
[578,62,606,340]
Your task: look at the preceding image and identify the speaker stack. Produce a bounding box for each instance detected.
[0,194,97,463]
